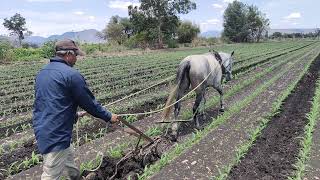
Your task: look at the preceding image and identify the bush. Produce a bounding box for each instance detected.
[1,40,43,62]
[12,48,43,61]
[81,43,99,55]
[81,43,129,55]
[22,42,39,49]
[0,40,13,62]
[191,37,209,47]
[166,39,179,48]
[41,40,57,58]
[206,37,218,46]
[124,32,149,49]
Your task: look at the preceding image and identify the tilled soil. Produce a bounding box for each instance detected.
[82,138,174,180]
[7,44,316,177]
[149,46,320,179]
[0,41,314,139]
[85,46,320,180]
[0,96,168,176]
[228,54,320,179]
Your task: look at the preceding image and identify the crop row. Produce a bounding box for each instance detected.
[1,42,317,178]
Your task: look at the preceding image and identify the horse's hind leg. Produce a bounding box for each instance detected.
[201,90,206,117]
[172,80,189,141]
[193,93,203,129]
[171,96,181,140]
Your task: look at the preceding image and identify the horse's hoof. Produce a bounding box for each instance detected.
[169,134,178,142]
[199,113,206,120]
[195,125,204,130]
[168,131,178,142]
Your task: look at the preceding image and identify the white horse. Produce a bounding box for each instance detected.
[163,50,235,140]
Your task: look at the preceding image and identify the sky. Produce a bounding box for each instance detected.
[0,0,318,37]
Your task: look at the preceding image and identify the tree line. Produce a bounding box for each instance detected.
[270,30,320,39]
[101,0,200,48]
[222,1,270,43]
[6,0,316,50]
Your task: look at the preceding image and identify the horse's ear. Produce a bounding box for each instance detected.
[211,49,218,54]
[231,51,235,57]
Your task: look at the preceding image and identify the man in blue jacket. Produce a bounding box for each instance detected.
[33,39,118,180]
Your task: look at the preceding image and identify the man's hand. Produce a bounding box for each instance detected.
[77,111,87,118]
[110,114,119,123]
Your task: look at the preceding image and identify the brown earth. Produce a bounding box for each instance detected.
[228,54,320,180]
[80,45,320,179]
[149,46,320,180]
[5,44,317,179]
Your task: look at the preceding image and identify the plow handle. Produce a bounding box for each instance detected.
[119,117,154,143]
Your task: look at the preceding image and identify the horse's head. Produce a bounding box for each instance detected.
[221,51,235,81]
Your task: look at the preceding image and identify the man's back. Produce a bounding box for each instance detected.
[33,57,78,154]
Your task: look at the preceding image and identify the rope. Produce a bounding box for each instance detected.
[105,75,174,107]
[76,119,104,174]
[117,68,215,117]
[75,76,175,175]
[75,63,216,175]
[84,151,104,172]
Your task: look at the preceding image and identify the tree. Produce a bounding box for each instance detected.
[129,0,196,48]
[223,2,269,43]
[293,33,303,38]
[120,17,134,38]
[246,5,269,42]
[272,32,282,39]
[3,13,31,46]
[283,33,293,39]
[102,16,133,45]
[222,1,248,42]
[41,40,57,58]
[316,28,320,40]
[177,21,200,43]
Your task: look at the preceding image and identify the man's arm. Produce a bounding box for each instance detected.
[70,72,112,122]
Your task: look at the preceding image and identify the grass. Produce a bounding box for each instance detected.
[2,41,318,179]
[107,143,129,159]
[214,47,320,180]
[289,79,320,180]
[4,151,41,176]
[80,153,104,175]
[76,43,317,179]
[137,45,318,180]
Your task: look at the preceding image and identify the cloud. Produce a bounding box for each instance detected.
[88,16,95,21]
[200,18,222,32]
[222,0,236,3]
[26,0,72,2]
[73,11,85,15]
[108,0,140,10]
[212,3,223,9]
[284,12,301,20]
[206,19,220,24]
[0,10,105,37]
[0,19,9,35]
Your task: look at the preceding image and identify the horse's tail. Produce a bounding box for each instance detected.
[163,60,190,120]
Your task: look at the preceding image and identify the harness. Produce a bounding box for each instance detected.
[210,50,227,74]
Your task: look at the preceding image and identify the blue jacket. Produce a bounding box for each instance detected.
[33,56,112,154]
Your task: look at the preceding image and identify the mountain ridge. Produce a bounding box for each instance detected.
[1,28,317,45]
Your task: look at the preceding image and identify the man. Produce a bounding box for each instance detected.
[32,39,118,180]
